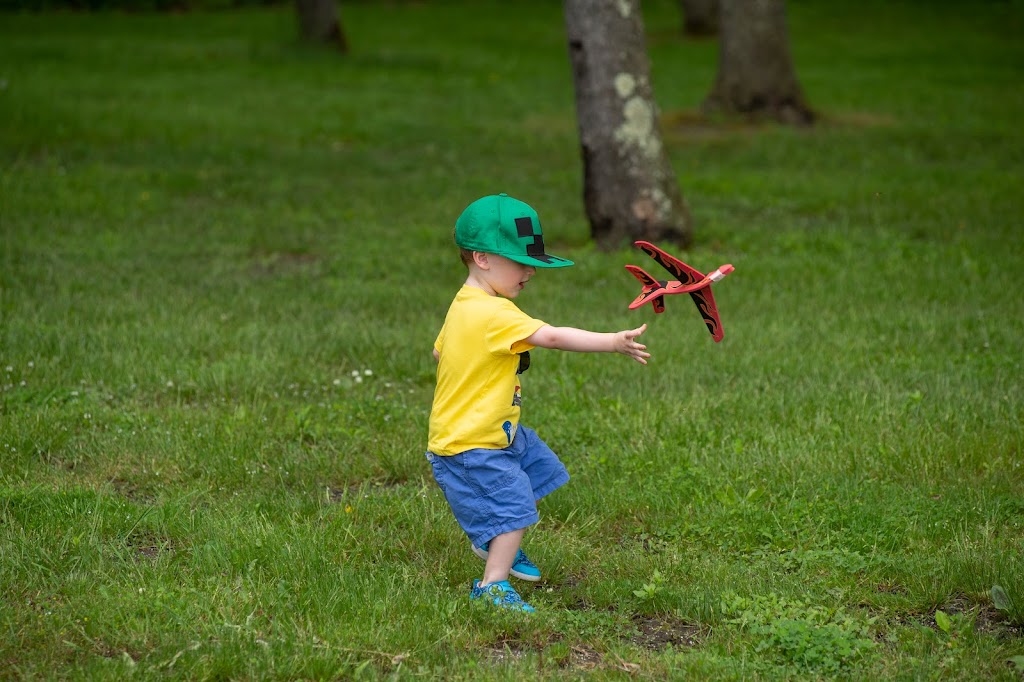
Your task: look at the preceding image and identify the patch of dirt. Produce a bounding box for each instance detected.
[125,532,174,561]
[472,613,706,674]
[879,595,1022,641]
[660,107,896,143]
[248,250,320,278]
[482,637,605,672]
[521,113,576,136]
[647,27,716,46]
[973,605,1022,639]
[875,581,908,595]
[566,643,602,671]
[546,573,585,597]
[39,450,82,472]
[325,480,408,503]
[662,109,770,141]
[943,597,1022,640]
[631,614,705,651]
[484,638,530,664]
[109,477,156,504]
[136,545,160,559]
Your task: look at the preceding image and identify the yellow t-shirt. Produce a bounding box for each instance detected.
[428,286,547,456]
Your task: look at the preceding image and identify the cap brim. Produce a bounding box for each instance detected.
[504,252,574,268]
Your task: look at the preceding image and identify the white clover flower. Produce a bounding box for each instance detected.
[363,369,373,376]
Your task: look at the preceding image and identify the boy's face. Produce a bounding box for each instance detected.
[476,253,537,299]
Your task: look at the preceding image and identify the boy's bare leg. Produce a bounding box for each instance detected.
[481,527,526,586]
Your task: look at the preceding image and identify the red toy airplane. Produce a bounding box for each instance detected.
[625,240,734,342]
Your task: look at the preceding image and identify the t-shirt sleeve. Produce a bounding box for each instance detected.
[485,301,546,356]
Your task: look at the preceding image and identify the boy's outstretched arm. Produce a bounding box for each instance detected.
[526,323,650,364]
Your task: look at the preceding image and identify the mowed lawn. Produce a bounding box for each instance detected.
[1,1,1023,678]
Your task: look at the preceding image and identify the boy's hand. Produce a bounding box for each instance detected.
[616,323,650,364]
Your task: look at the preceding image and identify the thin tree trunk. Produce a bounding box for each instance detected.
[565,0,692,249]
[296,0,348,52]
[703,0,812,125]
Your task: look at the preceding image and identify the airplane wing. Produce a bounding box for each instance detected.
[635,240,705,286]
[690,287,725,342]
[624,265,667,313]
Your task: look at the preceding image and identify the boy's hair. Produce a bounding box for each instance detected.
[454,229,474,267]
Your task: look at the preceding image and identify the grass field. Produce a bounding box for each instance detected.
[2,0,1023,678]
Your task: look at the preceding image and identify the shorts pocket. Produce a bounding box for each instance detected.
[428,456,448,494]
[464,450,519,497]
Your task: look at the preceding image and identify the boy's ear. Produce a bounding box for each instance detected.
[472,251,490,269]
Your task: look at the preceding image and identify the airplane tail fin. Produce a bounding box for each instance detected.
[625,265,667,313]
[625,264,658,288]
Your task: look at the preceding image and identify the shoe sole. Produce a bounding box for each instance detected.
[472,546,541,582]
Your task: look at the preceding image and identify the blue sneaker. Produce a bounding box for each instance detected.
[472,542,541,582]
[470,580,535,613]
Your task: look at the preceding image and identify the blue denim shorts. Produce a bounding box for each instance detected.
[426,425,570,548]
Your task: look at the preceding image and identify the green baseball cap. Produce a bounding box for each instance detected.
[455,193,574,268]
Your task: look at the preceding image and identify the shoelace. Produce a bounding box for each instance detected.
[514,550,537,569]
[488,584,526,606]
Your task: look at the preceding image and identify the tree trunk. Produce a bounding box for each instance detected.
[703,0,813,125]
[564,0,692,250]
[296,0,348,52]
[679,0,719,37]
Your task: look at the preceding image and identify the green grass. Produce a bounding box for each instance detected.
[2,0,1023,678]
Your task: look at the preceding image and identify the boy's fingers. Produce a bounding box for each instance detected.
[626,324,647,339]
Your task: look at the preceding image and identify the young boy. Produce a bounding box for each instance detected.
[426,193,650,612]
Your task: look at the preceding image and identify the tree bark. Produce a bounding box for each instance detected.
[679,0,719,37]
[296,0,348,52]
[564,0,692,250]
[703,0,813,125]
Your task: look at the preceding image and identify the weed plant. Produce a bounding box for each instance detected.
[1,0,1022,678]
